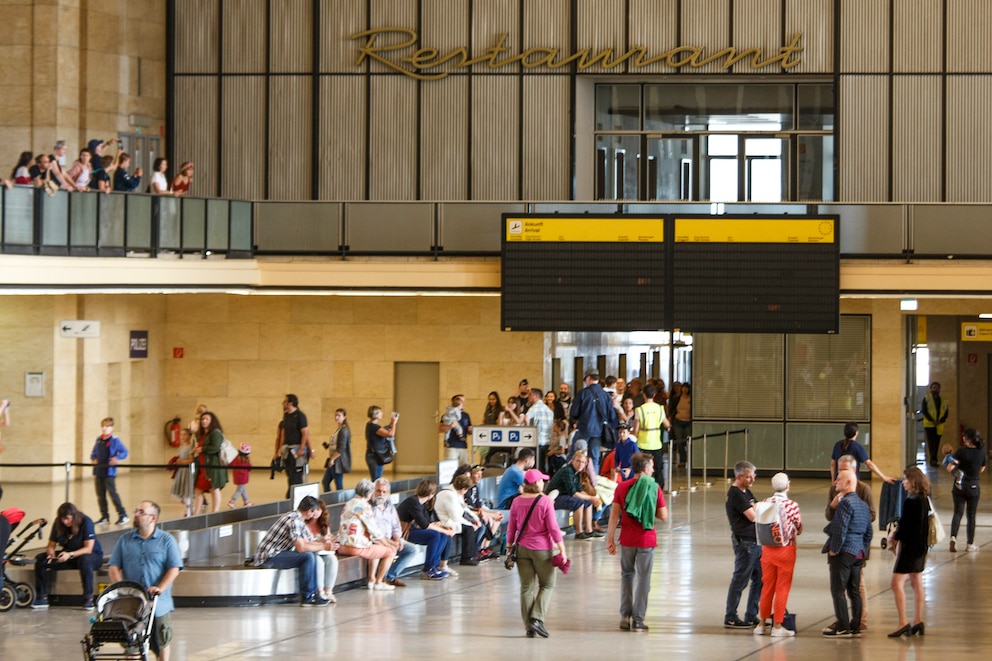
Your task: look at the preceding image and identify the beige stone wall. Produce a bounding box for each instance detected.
[0,0,166,177]
[0,293,545,483]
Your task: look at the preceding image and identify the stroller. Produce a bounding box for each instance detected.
[81,581,159,661]
[1,507,47,612]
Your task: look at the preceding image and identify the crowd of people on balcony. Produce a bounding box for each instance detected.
[2,139,193,197]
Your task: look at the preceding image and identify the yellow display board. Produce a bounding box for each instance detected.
[505,217,664,242]
[675,218,835,243]
[962,322,992,341]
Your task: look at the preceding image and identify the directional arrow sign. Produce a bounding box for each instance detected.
[59,320,102,338]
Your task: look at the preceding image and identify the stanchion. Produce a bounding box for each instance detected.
[723,430,731,483]
[64,461,72,502]
[685,436,696,492]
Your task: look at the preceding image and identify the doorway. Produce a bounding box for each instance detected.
[394,362,440,474]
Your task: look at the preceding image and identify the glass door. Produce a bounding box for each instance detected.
[744,136,788,202]
[646,137,695,200]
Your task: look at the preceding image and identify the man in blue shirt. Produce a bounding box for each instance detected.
[497,449,535,509]
[823,470,873,638]
[569,368,618,473]
[109,500,183,661]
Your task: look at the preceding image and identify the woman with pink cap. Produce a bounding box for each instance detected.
[506,468,567,639]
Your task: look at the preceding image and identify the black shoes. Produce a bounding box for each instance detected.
[724,619,753,630]
[823,628,852,638]
[529,619,549,638]
[619,617,631,631]
[94,517,109,525]
[887,624,912,638]
[631,620,649,632]
[911,622,926,636]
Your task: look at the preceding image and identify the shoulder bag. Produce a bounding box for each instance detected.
[505,496,543,570]
[926,495,945,546]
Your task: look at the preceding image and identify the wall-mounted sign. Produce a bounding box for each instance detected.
[962,322,992,341]
[25,371,45,398]
[351,28,803,80]
[130,331,148,359]
[59,320,101,338]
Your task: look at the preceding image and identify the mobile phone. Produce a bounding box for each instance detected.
[391,411,400,419]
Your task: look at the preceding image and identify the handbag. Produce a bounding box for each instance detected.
[782,611,797,632]
[505,496,543,570]
[219,437,238,465]
[926,496,945,546]
[373,445,394,466]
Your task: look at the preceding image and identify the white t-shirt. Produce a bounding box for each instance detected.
[151,171,170,193]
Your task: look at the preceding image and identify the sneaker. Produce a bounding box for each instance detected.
[460,558,480,566]
[94,517,109,525]
[82,597,95,611]
[227,500,236,509]
[244,501,254,507]
[752,623,765,635]
[115,515,129,525]
[631,621,649,632]
[367,581,376,590]
[950,536,957,552]
[822,628,852,638]
[575,532,592,540]
[619,617,631,631]
[771,627,795,637]
[724,619,752,630]
[589,530,605,538]
[374,582,395,591]
[423,568,449,580]
[300,593,330,607]
[443,567,458,578]
[31,597,49,609]
[821,622,838,634]
[967,544,979,552]
[850,629,862,638]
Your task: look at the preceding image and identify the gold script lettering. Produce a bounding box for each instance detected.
[348,28,804,80]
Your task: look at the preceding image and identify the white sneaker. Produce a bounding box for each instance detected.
[367,581,375,590]
[753,624,765,635]
[966,544,979,552]
[374,582,395,591]
[771,627,795,637]
[443,567,459,578]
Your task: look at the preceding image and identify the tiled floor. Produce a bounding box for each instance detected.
[2,465,989,660]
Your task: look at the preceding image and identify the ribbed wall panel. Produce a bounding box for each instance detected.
[320,0,367,73]
[271,0,313,73]
[471,77,519,200]
[369,0,418,74]
[839,76,889,201]
[732,0,781,74]
[892,76,942,201]
[839,0,889,72]
[893,0,942,72]
[576,0,626,73]
[946,76,992,201]
[523,0,570,52]
[319,76,366,199]
[174,0,218,73]
[421,77,468,200]
[947,0,992,72]
[222,0,265,73]
[368,77,417,200]
[173,77,218,197]
[269,77,312,200]
[421,0,470,75]
[472,0,520,73]
[220,77,266,200]
[784,0,833,73]
[680,0,731,74]
[627,0,678,74]
[522,77,570,200]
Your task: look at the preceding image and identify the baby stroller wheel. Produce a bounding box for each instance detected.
[13,582,34,608]
[0,584,15,612]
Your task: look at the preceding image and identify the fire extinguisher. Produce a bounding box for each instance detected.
[164,417,182,447]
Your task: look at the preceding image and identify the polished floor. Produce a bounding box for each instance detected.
[2,463,990,660]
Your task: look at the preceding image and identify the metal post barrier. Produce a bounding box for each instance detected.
[684,436,695,492]
[744,429,749,461]
[702,433,708,486]
[723,430,731,482]
[64,461,72,503]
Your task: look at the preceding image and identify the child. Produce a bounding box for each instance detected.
[942,442,964,489]
[170,428,196,517]
[90,417,129,525]
[228,443,253,508]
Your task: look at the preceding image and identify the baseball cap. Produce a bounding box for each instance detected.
[523,468,550,484]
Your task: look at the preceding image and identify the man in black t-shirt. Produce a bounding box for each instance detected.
[724,460,762,630]
[276,394,310,498]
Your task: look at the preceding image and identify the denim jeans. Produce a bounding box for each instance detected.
[407,528,451,570]
[725,536,762,623]
[386,540,418,580]
[262,550,318,598]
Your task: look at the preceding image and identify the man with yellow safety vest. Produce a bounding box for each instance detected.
[921,381,949,467]
[634,385,671,488]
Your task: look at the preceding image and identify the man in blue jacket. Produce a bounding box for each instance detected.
[91,417,129,525]
[823,470,873,638]
[568,368,618,472]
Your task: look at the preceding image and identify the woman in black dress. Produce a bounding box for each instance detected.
[888,466,930,637]
[947,427,987,552]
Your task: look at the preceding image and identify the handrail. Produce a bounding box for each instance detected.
[8,191,992,260]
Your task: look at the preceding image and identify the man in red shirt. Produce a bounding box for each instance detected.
[606,452,668,632]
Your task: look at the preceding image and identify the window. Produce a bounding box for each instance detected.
[594,83,834,202]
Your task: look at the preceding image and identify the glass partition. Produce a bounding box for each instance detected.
[182,198,206,251]
[99,194,125,250]
[206,199,229,252]
[70,193,99,250]
[41,190,70,248]
[125,195,153,251]
[2,187,34,247]
[158,196,181,250]
[230,201,253,252]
